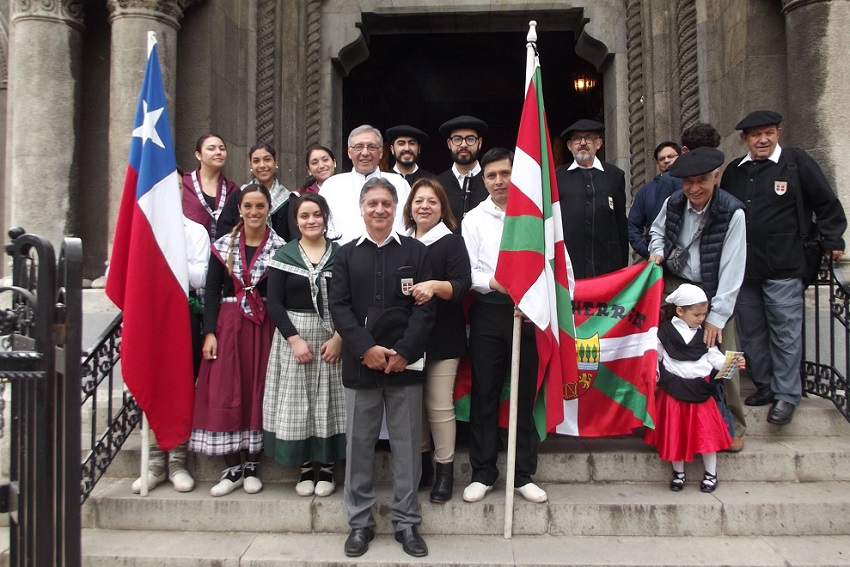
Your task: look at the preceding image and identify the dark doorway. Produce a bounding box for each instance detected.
[343,27,603,175]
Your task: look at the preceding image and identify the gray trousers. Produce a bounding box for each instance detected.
[344,384,422,531]
[735,278,805,405]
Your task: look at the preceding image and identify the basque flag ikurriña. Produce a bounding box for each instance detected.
[494,35,579,440]
[106,32,194,451]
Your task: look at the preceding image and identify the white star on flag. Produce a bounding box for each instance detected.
[132,100,165,149]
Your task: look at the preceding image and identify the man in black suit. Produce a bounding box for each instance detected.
[435,115,489,228]
[555,119,629,279]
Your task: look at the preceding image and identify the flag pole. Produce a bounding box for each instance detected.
[504,19,538,540]
[140,413,150,496]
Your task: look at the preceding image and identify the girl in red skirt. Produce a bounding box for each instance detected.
[644,284,745,493]
[190,184,285,496]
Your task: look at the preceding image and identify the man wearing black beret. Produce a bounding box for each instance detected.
[721,110,847,425]
[555,119,629,278]
[386,125,435,186]
[435,115,490,229]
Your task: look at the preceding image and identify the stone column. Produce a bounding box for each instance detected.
[781,0,850,226]
[105,0,199,249]
[7,0,84,247]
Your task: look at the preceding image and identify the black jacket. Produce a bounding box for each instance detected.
[721,147,846,280]
[422,233,471,360]
[329,235,436,388]
[435,169,488,231]
[555,161,629,279]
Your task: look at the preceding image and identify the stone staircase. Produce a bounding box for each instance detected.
[74,387,850,567]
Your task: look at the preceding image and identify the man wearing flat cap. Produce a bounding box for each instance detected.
[649,148,747,446]
[555,119,629,279]
[721,110,847,426]
[387,125,435,185]
[435,115,489,229]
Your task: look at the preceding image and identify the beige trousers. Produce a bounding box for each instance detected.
[420,357,460,463]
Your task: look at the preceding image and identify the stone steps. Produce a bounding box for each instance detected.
[76,530,850,566]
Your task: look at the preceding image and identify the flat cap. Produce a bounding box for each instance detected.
[438,115,488,138]
[560,119,605,139]
[667,147,725,178]
[386,125,429,144]
[735,110,783,131]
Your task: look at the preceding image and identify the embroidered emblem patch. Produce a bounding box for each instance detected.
[608,196,614,210]
[401,278,414,295]
[774,180,787,196]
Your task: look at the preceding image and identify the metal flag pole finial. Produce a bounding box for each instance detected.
[527,20,538,43]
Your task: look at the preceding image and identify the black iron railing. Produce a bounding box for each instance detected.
[80,313,139,504]
[802,259,850,422]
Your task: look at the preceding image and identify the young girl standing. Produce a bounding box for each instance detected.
[644,284,743,493]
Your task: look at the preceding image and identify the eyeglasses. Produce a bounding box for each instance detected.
[568,135,600,144]
[450,135,479,146]
[350,144,381,152]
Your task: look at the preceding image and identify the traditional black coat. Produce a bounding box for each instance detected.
[421,233,471,360]
[329,234,436,388]
[555,161,629,279]
[435,169,488,231]
[397,167,435,186]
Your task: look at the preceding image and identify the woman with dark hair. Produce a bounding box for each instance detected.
[182,133,240,240]
[300,145,337,194]
[190,183,285,497]
[264,193,345,497]
[402,178,471,503]
[217,143,299,241]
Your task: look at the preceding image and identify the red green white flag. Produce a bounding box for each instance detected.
[494,42,578,440]
[557,263,663,437]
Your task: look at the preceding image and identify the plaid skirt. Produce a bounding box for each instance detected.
[263,310,346,466]
[190,303,272,456]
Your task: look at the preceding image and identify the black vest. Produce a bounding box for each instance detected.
[663,189,744,301]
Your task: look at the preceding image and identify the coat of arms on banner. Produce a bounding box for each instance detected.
[565,333,600,400]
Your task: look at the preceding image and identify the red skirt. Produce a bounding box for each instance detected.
[190,303,273,455]
[643,383,731,462]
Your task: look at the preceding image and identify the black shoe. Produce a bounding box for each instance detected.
[767,400,796,425]
[430,461,454,503]
[419,451,434,489]
[394,526,428,557]
[745,386,775,406]
[344,527,374,557]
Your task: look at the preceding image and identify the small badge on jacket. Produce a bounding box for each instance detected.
[608,196,614,210]
[774,180,787,195]
[401,278,414,295]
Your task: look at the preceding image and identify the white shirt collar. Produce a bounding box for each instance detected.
[686,196,712,215]
[739,143,782,166]
[671,316,700,340]
[393,163,419,176]
[356,229,402,248]
[567,156,605,171]
[350,168,382,182]
[406,221,452,246]
[452,162,481,182]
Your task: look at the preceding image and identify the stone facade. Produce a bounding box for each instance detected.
[1,0,847,277]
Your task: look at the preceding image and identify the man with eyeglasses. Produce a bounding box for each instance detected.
[628,141,682,258]
[386,125,434,185]
[555,119,628,279]
[435,115,489,230]
[320,124,411,244]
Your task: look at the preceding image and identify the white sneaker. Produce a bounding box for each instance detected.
[169,467,195,493]
[462,482,493,503]
[131,470,166,494]
[242,462,263,494]
[515,482,547,503]
[210,465,243,497]
[314,479,336,497]
[295,479,315,496]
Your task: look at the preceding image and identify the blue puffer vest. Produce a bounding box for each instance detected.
[663,189,744,301]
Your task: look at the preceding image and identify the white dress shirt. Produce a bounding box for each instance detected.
[461,196,504,294]
[659,316,726,378]
[184,216,211,291]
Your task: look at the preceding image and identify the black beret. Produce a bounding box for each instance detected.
[735,110,783,131]
[560,119,605,139]
[667,147,725,178]
[438,115,488,138]
[385,125,429,144]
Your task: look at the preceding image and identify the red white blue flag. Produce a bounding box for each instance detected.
[106,32,194,451]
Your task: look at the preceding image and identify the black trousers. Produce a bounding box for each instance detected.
[468,301,539,487]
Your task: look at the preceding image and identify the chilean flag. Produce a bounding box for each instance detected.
[106,32,194,451]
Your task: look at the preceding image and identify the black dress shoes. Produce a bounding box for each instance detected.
[745,386,775,406]
[767,400,796,425]
[344,527,374,557]
[394,525,428,557]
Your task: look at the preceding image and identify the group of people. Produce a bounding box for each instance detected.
[131,108,846,559]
